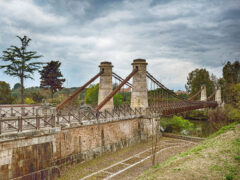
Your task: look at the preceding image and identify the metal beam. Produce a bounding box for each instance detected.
[96,68,138,111]
[56,70,104,111]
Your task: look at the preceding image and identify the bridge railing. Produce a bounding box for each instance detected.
[0,104,41,118]
[0,106,143,135]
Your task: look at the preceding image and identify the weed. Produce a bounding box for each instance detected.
[225,173,234,180]
[153,163,160,169]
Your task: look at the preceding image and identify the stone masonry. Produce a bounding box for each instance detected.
[215,87,222,107]
[98,61,114,111]
[131,59,148,110]
[200,84,207,101]
[0,117,156,180]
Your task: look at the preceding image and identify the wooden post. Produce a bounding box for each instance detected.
[21,107,25,116]
[11,107,14,116]
[51,114,55,127]
[0,119,2,134]
[32,106,35,116]
[36,114,40,129]
[18,117,22,132]
[56,112,60,125]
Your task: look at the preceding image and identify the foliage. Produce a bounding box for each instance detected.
[85,84,99,107]
[0,81,14,104]
[208,105,240,131]
[113,93,123,106]
[13,83,21,90]
[39,60,65,98]
[25,97,35,104]
[183,110,208,120]
[31,91,45,103]
[185,68,215,97]
[161,115,194,133]
[208,121,239,139]
[0,35,42,104]
[221,60,240,104]
[177,93,189,99]
[223,61,240,84]
[228,83,240,107]
[225,104,240,121]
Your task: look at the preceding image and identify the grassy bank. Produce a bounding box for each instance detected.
[137,122,240,180]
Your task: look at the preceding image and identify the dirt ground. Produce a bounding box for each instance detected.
[58,137,196,180]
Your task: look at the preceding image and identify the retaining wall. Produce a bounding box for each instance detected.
[0,117,156,180]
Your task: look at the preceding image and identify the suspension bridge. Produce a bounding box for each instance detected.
[0,59,221,134]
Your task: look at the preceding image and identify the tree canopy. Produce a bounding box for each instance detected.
[0,81,14,104]
[221,60,240,104]
[0,35,42,104]
[13,83,21,90]
[223,61,240,84]
[185,68,215,97]
[39,60,65,98]
[85,84,99,107]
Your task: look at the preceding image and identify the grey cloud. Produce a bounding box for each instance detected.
[0,0,240,90]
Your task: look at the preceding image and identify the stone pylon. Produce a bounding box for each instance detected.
[215,87,222,107]
[98,62,114,111]
[200,84,207,101]
[131,59,148,110]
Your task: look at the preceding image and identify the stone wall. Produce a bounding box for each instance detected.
[0,117,156,180]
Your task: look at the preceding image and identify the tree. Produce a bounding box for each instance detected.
[113,93,123,106]
[85,84,99,107]
[13,83,21,90]
[185,68,215,97]
[223,61,240,84]
[221,60,240,103]
[31,91,45,103]
[0,81,14,104]
[39,61,65,98]
[0,36,42,104]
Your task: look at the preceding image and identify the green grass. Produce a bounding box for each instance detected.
[208,121,239,139]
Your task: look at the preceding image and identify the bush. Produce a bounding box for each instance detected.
[225,104,240,121]
[208,105,240,131]
[25,97,35,104]
[85,84,99,107]
[113,93,123,106]
[0,81,14,104]
[161,116,194,133]
[183,110,208,120]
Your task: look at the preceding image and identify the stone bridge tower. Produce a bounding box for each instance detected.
[215,87,222,107]
[200,84,207,101]
[98,61,114,111]
[131,59,148,110]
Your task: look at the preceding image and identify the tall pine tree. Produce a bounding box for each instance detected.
[39,61,65,98]
[0,35,42,104]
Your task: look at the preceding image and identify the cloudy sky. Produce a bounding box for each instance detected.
[0,0,239,90]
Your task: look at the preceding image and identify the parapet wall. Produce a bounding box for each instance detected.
[0,117,157,180]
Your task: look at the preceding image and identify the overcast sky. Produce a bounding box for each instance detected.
[0,0,239,90]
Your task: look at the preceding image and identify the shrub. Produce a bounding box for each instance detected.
[0,81,14,104]
[161,116,194,133]
[25,97,35,104]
